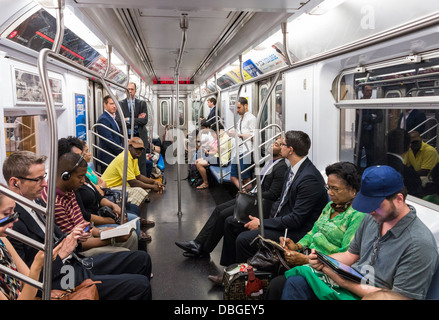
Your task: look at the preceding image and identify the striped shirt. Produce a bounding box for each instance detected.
[41,187,86,233]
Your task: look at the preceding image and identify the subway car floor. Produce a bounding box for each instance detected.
[140,163,236,300]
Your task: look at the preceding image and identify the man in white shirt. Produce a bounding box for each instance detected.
[229,97,257,190]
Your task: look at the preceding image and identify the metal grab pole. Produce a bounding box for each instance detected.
[233,84,244,190]
[100,80,130,222]
[281,22,293,66]
[174,14,188,215]
[175,71,182,215]
[37,49,56,301]
[254,72,281,237]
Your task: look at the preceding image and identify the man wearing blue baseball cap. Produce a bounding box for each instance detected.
[281,165,438,300]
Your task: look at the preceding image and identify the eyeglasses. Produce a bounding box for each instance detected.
[325,184,345,193]
[0,212,19,227]
[279,143,288,147]
[18,173,47,184]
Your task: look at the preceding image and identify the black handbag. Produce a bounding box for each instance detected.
[247,235,292,275]
[232,192,258,224]
[97,205,120,224]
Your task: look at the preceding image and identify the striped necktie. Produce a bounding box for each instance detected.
[274,170,294,217]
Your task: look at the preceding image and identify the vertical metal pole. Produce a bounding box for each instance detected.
[214,73,223,183]
[100,80,129,222]
[281,22,293,66]
[51,0,65,54]
[254,72,281,237]
[38,49,56,300]
[234,84,244,190]
[36,0,65,300]
[175,71,182,215]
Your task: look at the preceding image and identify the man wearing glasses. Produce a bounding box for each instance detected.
[3,150,153,299]
[282,165,438,300]
[220,130,328,268]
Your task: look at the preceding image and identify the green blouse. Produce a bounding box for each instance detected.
[297,201,365,255]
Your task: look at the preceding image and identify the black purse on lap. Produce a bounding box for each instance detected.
[232,192,258,224]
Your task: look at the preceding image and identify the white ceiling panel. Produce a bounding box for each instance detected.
[73,0,308,12]
[68,0,316,90]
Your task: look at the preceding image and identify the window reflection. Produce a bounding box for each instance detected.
[338,56,439,204]
[340,107,439,201]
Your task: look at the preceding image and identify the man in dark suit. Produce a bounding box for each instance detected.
[200,97,217,127]
[175,138,288,258]
[218,131,328,272]
[398,109,426,133]
[3,150,152,299]
[96,95,123,172]
[117,82,150,176]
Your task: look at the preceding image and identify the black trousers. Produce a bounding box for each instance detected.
[265,275,287,300]
[88,251,152,300]
[195,198,236,253]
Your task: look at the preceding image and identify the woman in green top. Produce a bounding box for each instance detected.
[266,161,365,299]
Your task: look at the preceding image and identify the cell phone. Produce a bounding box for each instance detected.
[83,224,91,232]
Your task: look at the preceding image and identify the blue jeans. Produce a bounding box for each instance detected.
[281,276,319,300]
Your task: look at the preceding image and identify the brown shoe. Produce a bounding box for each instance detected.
[140,218,155,228]
[207,274,223,286]
[140,230,152,241]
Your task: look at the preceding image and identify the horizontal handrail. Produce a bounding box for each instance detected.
[5,229,45,252]
[0,264,43,291]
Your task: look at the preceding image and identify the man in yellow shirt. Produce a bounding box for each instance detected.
[102,137,164,205]
[404,131,439,176]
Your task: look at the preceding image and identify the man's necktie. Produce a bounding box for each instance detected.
[128,99,135,114]
[274,170,294,217]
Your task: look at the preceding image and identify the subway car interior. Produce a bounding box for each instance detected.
[1,0,439,303]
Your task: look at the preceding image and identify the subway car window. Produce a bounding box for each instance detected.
[178,100,185,126]
[160,100,169,126]
[339,57,439,202]
[4,115,47,156]
[4,8,127,84]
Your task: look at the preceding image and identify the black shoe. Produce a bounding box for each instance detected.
[182,250,210,258]
[175,240,200,252]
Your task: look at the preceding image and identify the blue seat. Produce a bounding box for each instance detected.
[208,164,232,184]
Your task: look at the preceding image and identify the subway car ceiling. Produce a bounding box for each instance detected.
[0,0,313,95]
[0,0,439,97]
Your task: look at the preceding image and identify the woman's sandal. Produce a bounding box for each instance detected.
[196,183,209,189]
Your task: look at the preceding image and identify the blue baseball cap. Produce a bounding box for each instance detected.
[352,165,404,213]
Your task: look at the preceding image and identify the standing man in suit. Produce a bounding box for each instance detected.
[200,97,217,127]
[218,130,328,271]
[117,82,150,176]
[96,95,123,171]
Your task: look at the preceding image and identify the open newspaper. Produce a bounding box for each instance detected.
[100,217,140,240]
